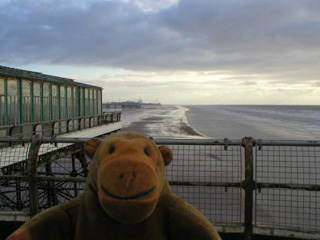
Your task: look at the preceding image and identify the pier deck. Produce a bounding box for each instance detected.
[0,122,121,169]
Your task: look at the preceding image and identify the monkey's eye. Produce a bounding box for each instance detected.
[108,146,115,154]
[144,148,150,156]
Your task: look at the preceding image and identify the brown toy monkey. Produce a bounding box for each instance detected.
[7,131,221,240]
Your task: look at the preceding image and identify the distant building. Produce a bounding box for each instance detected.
[103,99,161,110]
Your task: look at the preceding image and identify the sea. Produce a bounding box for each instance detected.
[120,104,320,141]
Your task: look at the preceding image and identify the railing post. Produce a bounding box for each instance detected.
[66,119,70,133]
[27,134,41,217]
[79,118,82,131]
[242,137,256,240]
[89,117,92,128]
[51,121,56,136]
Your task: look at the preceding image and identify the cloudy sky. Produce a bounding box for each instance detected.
[1,0,320,105]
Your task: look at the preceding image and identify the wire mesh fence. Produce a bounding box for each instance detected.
[254,143,320,236]
[0,136,319,239]
[164,142,244,228]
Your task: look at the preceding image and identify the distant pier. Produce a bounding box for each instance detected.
[103,100,161,110]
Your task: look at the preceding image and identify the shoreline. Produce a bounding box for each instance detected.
[179,122,202,137]
[121,116,204,138]
[120,106,204,138]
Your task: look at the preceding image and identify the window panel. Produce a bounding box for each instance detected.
[43,83,51,121]
[80,88,84,117]
[22,80,32,123]
[74,87,79,117]
[98,90,102,114]
[67,87,73,118]
[90,89,93,115]
[52,85,59,120]
[33,82,41,122]
[7,79,19,125]
[60,86,66,119]
[85,88,89,116]
[0,78,5,127]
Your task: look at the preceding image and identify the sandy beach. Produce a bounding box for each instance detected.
[120,105,204,138]
[122,117,201,137]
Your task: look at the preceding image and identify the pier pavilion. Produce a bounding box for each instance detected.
[0,66,121,138]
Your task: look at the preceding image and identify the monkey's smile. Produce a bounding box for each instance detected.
[101,183,156,200]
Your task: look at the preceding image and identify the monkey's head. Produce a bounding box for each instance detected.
[84,131,172,224]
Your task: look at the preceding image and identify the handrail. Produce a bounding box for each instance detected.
[0,112,122,137]
[0,112,122,130]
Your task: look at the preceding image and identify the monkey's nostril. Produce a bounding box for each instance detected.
[119,172,136,180]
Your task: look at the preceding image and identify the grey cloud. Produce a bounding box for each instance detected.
[103,79,169,89]
[1,0,320,81]
[242,81,257,86]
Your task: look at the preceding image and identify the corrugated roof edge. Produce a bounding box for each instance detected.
[0,65,103,89]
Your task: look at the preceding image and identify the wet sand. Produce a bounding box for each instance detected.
[121,109,204,138]
[179,122,202,136]
[122,117,202,137]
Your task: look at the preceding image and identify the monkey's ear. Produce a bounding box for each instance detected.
[84,138,103,159]
[158,146,173,166]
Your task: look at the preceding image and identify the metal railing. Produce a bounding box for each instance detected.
[0,136,319,240]
[0,112,122,138]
